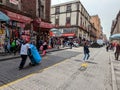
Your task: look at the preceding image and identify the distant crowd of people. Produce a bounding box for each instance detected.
[106,42,120,60]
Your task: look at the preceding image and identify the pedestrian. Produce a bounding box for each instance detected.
[69,40,73,49]
[83,41,90,61]
[19,40,29,70]
[41,41,47,56]
[114,43,120,60]
[106,44,109,52]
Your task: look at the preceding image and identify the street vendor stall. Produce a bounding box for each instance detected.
[0,11,10,53]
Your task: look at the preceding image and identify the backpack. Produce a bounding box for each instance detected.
[11,41,16,47]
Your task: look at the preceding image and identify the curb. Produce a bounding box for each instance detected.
[109,52,118,90]
[0,48,69,61]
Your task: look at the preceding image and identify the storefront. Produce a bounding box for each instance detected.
[33,18,54,43]
[5,10,32,42]
[0,10,32,53]
[0,11,10,52]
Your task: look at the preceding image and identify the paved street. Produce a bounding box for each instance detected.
[0,47,79,86]
[0,47,119,90]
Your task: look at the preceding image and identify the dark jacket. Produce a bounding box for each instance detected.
[84,45,90,53]
[115,44,120,53]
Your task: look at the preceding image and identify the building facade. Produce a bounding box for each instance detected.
[0,0,52,52]
[51,0,92,41]
[21,0,52,43]
[90,15,103,39]
[111,11,120,35]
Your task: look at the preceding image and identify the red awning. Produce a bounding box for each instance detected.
[34,18,54,29]
[62,33,76,37]
[40,21,54,28]
[5,10,32,23]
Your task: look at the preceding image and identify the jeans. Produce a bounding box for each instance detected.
[83,53,90,60]
[19,55,27,68]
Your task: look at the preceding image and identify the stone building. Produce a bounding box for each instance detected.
[90,15,103,39]
[111,11,120,35]
[51,0,92,41]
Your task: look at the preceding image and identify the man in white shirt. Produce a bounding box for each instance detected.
[19,41,29,70]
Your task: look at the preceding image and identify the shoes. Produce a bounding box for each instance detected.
[19,66,23,70]
[19,67,23,70]
[29,62,36,66]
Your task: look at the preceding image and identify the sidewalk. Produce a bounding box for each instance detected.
[0,47,69,61]
[109,51,120,90]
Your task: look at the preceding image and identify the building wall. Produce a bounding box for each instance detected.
[20,0,51,22]
[51,0,91,40]
[90,15,102,39]
[21,0,36,17]
[45,0,51,22]
[0,0,21,10]
[111,11,120,35]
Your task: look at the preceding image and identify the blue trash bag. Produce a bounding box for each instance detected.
[28,44,42,64]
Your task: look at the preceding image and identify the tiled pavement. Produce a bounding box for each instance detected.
[0,47,119,90]
[110,51,120,90]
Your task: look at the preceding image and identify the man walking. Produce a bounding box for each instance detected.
[114,43,120,60]
[83,41,90,61]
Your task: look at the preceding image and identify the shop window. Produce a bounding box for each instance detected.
[55,7,60,14]
[66,5,71,12]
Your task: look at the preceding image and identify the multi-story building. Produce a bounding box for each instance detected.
[90,15,103,39]
[111,11,120,35]
[51,0,92,41]
[88,23,97,41]
[0,0,52,52]
[21,0,53,44]
[0,0,32,42]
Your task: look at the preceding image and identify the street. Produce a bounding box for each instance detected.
[0,48,80,86]
[0,47,115,90]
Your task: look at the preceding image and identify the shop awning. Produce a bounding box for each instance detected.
[0,11,10,21]
[40,22,54,28]
[62,33,76,37]
[50,28,62,37]
[34,18,54,29]
[5,11,32,23]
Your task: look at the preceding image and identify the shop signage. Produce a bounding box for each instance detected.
[9,0,19,5]
[40,22,54,28]
[6,11,32,23]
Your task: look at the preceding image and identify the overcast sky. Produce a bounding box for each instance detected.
[51,0,120,38]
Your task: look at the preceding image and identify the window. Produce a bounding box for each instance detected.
[55,18,59,25]
[80,17,82,26]
[77,3,79,10]
[66,17,71,25]
[41,5,44,18]
[55,7,60,14]
[66,5,71,12]
[0,0,2,3]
